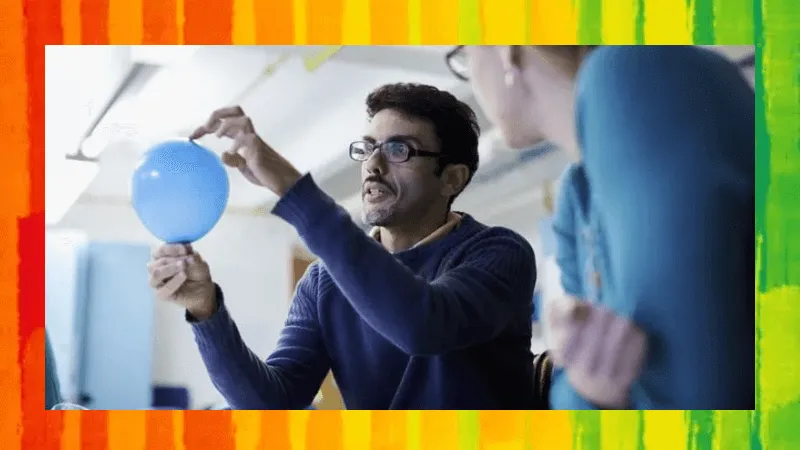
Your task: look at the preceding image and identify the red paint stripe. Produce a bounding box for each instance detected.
[142,0,178,43]
[21,0,56,217]
[146,411,175,450]
[183,0,234,44]
[183,411,235,450]
[254,0,293,43]
[258,411,291,450]
[307,0,343,44]
[20,328,46,449]
[306,411,344,449]
[80,0,109,44]
[81,411,110,450]
[43,411,65,450]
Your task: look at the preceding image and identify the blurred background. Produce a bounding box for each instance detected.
[45,45,754,410]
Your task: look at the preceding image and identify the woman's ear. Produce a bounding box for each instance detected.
[499,46,526,86]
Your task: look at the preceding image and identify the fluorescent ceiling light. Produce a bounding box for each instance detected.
[46,158,100,225]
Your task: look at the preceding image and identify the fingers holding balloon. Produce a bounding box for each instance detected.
[151,243,192,259]
[183,254,211,281]
[155,270,189,301]
[148,258,184,288]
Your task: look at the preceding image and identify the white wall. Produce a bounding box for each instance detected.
[55,200,298,408]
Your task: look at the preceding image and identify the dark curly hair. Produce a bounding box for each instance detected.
[365,83,480,207]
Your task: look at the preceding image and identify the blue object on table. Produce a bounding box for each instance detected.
[152,386,190,410]
[132,139,229,243]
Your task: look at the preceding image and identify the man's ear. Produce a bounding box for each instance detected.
[439,163,470,199]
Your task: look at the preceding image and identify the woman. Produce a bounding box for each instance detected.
[452,46,754,409]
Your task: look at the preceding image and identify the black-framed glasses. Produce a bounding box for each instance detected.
[349,140,443,163]
[446,45,469,82]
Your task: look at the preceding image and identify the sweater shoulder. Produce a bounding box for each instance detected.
[458,218,535,261]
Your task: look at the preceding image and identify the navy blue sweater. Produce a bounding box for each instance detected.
[190,174,537,409]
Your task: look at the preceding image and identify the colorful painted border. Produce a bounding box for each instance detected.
[1,0,794,448]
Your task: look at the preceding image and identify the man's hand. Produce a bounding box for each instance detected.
[190,106,303,197]
[148,244,218,320]
[543,296,647,409]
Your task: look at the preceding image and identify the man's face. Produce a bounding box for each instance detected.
[360,109,445,227]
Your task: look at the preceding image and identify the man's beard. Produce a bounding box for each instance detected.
[362,206,397,227]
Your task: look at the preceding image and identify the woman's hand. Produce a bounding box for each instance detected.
[544,296,647,409]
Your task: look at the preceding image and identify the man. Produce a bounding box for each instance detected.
[148,83,537,409]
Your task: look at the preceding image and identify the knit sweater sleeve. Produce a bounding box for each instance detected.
[272,176,536,356]
[189,263,329,409]
[552,164,585,297]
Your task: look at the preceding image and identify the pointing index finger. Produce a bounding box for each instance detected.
[192,106,246,140]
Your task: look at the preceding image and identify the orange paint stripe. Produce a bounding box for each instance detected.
[480,411,527,448]
[254,0,294,43]
[371,411,407,449]
[80,0,110,44]
[81,411,110,450]
[420,411,459,450]
[369,0,408,44]
[108,0,143,43]
[258,411,291,450]
[146,411,175,450]
[142,0,178,43]
[528,411,572,449]
[0,8,27,450]
[61,411,83,450]
[61,0,82,43]
[421,0,458,43]
[109,411,147,450]
[183,411,235,450]
[306,411,344,449]
[183,0,234,43]
[307,0,344,43]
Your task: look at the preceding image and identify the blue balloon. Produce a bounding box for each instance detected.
[132,139,229,243]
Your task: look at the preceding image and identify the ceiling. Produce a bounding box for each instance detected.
[63,46,463,210]
[48,45,754,233]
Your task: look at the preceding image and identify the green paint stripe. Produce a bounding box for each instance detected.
[571,411,602,450]
[577,0,603,44]
[686,411,715,450]
[458,410,480,450]
[457,0,482,44]
[635,0,646,44]
[692,0,715,43]
[713,0,755,43]
[636,411,646,450]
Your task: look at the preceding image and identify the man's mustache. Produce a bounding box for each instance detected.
[362,176,395,195]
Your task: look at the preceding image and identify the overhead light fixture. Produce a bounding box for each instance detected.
[46,155,100,226]
[80,134,109,159]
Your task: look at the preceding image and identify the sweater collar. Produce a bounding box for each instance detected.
[370,212,464,251]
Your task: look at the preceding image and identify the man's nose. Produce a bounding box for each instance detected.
[363,147,387,174]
